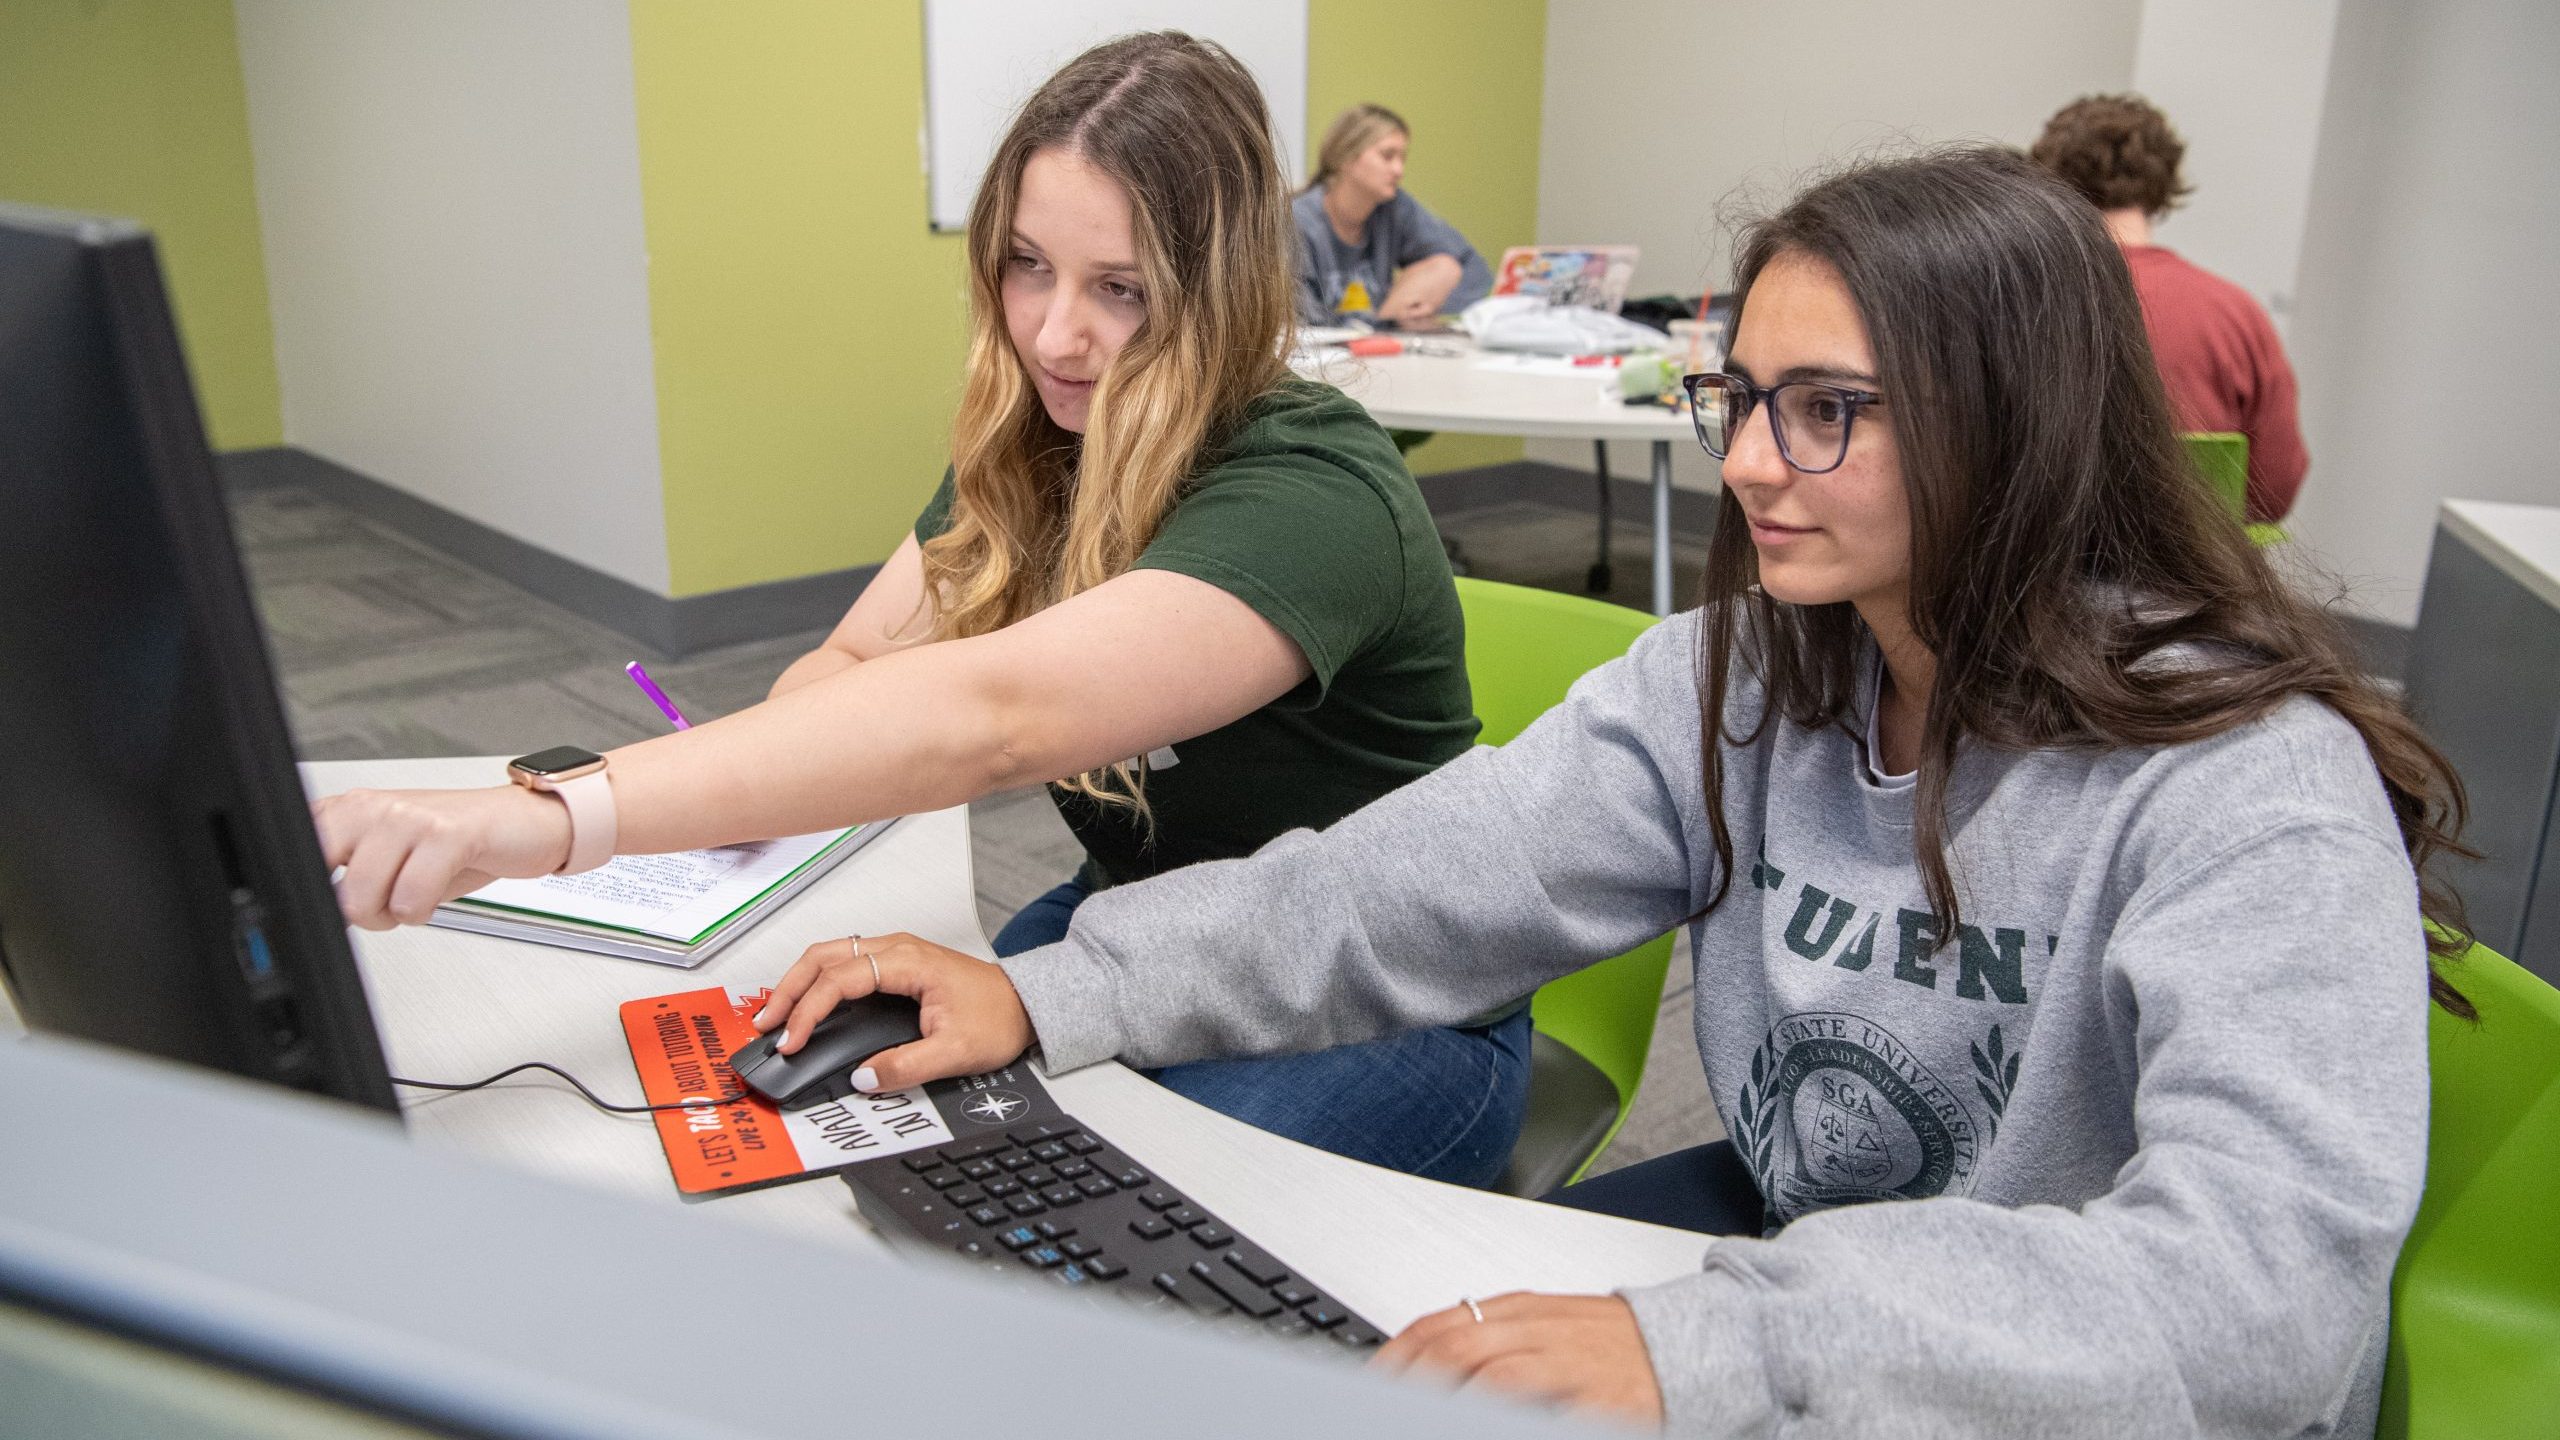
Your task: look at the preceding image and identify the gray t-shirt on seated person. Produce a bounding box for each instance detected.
[1292,187,1493,326]
[999,608,2431,1439]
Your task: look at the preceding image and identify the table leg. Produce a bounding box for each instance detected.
[1590,440,1614,593]
[1651,440,1674,616]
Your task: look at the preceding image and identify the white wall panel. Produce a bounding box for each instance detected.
[1526,0,2142,492]
[2283,0,2560,625]
[235,0,670,592]
[2132,0,2339,336]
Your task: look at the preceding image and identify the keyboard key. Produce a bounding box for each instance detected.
[1272,1284,1317,1308]
[1054,1159,1094,1180]
[1053,1263,1090,1286]
[1076,1176,1118,1199]
[1029,1141,1070,1163]
[1007,1121,1080,1147]
[998,1151,1037,1171]
[1137,1189,1181,1211]
[940,1136,1011,1162]
[1005,1194,1048,1216]
[1151,1270,1232,1317]
[1041,1185,1082,1208]
[1021,1246,1065,1270]
[959,1158,1000,1180]
[1129,1216,1175,1242]
[967,1205,1005,1228]
[944,1186,986,1207]
[983,1179,1023,1198]
[1084,1255,1128,1282]
[1018,1167,1056,1188]
[1114,1166,1149,1189]
[1224,1247,1288,1288]
[1035,1221,1076,1241]
[1302,1304,1348,1330]
[1065,1134,1104,1154]
[997,1225,1043,1251]
[1062,1239,1101,1259]
[1189,1260,1283,1318]
[902,1153,945,1174]
[1164,1206,1205,1229]
[923,1169,965,1190]
[1334,1323,1384,1348]
[1189,1225,1234,1250]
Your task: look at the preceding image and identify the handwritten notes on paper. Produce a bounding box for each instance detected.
[462,830,848,942]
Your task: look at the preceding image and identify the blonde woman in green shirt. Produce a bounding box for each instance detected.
[312,33,1531,1187]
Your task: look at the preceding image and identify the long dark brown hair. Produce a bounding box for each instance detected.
[1692,147,2475,1014]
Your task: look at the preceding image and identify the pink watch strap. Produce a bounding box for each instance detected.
[550,769,618,874]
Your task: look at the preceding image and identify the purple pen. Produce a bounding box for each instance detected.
[624,660,692,730]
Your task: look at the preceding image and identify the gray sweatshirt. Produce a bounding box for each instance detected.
[999,610,2431,1438]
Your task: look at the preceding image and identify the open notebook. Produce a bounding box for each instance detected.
[429,820,893,967]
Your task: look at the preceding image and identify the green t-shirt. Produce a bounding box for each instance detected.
[916,378,1477,888]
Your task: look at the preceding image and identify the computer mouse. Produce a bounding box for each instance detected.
[728,993,926,1110]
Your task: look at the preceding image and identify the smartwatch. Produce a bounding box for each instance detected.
[507,745,617,875]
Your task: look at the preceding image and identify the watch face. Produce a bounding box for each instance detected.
[510,745,604,778]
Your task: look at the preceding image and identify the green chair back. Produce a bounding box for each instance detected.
[2379,941,2560,1438]
[1455,577,1676,1188]
[2182,431,2286,546]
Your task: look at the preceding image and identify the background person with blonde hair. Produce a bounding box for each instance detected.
[1294,102,1492,326]
[311,33,1532,1188]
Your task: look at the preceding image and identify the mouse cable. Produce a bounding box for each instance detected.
[392,1062,755,1115]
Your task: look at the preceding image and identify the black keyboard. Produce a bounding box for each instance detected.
[842,1070,1387,1352]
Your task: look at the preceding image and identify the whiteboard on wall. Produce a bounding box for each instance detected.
[922,0,1308,232]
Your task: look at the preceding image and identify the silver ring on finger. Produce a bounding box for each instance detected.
[858,939,881,993]
[1463,1297,1486,1325]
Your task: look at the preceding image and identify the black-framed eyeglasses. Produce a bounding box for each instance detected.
[1681,372,1884,475]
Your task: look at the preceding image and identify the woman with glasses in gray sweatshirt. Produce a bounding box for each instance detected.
[756,147,2468,1439]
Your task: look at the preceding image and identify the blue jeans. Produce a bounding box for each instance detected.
[994,879,1533,1189]
[1541,1139,1767,1236]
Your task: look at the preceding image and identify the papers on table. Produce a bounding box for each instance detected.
[431,822,892,967]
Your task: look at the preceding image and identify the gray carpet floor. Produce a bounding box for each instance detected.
[230,477,1727,1178]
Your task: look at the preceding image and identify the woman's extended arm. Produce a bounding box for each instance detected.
[313,567,1311,928]
[754,610,1708,1077]
[766,534,934,699]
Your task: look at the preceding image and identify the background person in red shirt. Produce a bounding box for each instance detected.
[2033,94,2310,523]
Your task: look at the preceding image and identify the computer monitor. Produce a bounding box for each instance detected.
[0,203,397,1115]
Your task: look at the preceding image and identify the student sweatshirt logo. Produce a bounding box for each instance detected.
[1730,853,2044,1220]
[1733,1012,1989,1218]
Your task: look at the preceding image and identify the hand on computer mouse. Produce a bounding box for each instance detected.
[754,932,1033,1092]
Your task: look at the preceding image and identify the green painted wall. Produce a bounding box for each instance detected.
[634,1,1549,597]
[1309,0,1546,476]
[0,0,280,451]
[631,1,969,597]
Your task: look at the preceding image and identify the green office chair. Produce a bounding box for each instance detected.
[1453,578,1679,1197]
[2182,431,2287,547]
[2379,939,2560,1438]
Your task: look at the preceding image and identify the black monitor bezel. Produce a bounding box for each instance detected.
[0,203,398,1116]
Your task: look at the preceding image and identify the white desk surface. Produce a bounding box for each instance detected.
[2442,499,2560,612]
[304,757,1711,1335]
[1295,341,1695,444]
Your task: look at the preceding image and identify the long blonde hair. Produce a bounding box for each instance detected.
[1303,103,1407,194]
[923,32,1295,804]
